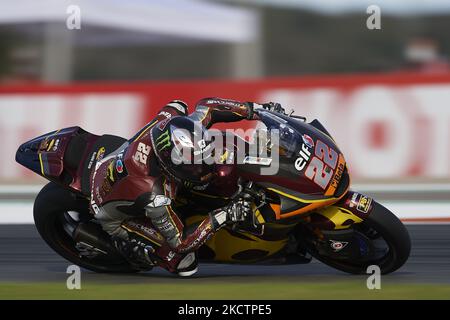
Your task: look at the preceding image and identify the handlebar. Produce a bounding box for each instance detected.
[254,106,306,122]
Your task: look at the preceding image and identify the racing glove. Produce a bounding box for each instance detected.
[227,197,252,222]
[247,101,285,119]
[261,102,285,114]
[209,196,253,231]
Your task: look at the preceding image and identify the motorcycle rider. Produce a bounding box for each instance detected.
[90,97,282,276]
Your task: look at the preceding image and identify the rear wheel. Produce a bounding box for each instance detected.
[34,182,139,273]
[297,200,411,274]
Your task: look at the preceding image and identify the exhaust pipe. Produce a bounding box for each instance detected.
[73,222,122,259]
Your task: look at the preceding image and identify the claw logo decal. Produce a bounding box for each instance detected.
[330,240,348,252]
[155,130,171,151]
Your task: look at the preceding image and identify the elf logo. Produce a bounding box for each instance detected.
[294,143,312,171]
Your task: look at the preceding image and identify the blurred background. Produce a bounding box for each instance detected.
[1,0,450,222]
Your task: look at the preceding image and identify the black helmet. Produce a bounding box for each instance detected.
[150,116,214,186]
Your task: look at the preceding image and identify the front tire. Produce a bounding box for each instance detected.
[34,182,138,273]
[298,201,411,274]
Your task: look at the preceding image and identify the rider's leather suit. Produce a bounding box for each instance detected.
[89,98,255,273]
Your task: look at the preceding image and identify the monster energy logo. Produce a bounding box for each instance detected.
[155,130,171,151]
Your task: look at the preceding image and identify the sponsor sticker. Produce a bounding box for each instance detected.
[96,147,106,161]
[158,117,171,131]
[106,161,115,183]
[115,159,124,173]
[348,193,372,213]
[45,138,60,152]
[330,162,345,189]
[294,143,312,171]
[243,156,273,166]
[349,192,359,208]
[357,195,372,213]
[52,139,60,152]
[87,152,97,170]
[158,111,172,118]
[302,134,314,148]
[207,99,242,107]
[90,197,102,215]
[95,186,103,204]
[166,251,176,261]
[127,220,165,242]
[40,139,50,151]
[330,240,349,252]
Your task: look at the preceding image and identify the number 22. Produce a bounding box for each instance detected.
[305,140,338,189]
[134,142,150,164]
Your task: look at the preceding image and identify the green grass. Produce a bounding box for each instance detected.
[1,279,450,299]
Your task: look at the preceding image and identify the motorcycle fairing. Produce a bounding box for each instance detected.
[236,110,350,219]
[16,126,127,195]
[185,215,291,263]
[15,127,90,189]
[308,191,375,230]
[175,191,375,263]
[258,182,349,219]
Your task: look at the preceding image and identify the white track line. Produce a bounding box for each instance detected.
[352,183,450,192]
[2,183,450,195]
[1,184,450,224]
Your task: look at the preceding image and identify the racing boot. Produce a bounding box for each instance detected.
[111,235,157,271]
[120,217,198,276]
[155,244,198,277]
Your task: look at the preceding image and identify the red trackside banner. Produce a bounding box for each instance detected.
[2,71,450,182]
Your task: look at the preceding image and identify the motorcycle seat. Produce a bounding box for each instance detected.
[65,130,127,195]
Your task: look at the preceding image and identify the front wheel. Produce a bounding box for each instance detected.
[297,200,411,274]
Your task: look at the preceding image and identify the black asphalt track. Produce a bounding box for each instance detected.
[0,224,448,284]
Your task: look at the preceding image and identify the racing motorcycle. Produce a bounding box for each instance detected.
[15,108,411,275]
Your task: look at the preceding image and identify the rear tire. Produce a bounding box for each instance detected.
[298,201,411,274]
[34,182,138,273]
